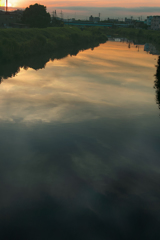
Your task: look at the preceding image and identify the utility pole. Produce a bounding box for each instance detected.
[60,10,63,20]
[52,10,57,18]
[6,0,8,13]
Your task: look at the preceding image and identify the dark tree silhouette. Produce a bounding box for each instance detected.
[21,3,51,28]
[154,56,160,109]
[0,43,98,84]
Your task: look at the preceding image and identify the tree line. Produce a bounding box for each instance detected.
[21,3,63,28]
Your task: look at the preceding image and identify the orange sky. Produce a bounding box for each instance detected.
[1,0,160,19]
[0,41,157,123]
[1,0,160,8]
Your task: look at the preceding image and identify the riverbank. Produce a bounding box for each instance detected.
[106,28,160,48]
[0,26,108,63]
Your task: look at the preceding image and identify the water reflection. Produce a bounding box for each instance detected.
[0,42,160,239]
[144,43,160,55]
[0,43,99,84]
[154,56,160,109]
[0,42,157,124]
[1,119,160,239]
[109,37,160,55]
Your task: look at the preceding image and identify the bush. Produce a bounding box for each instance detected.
[0,26,108,63]
[21,4,51,28]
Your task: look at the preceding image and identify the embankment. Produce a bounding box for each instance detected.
[0,26,108,63]
[106,28,160,47]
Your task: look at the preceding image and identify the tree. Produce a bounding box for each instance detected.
[21,3,51,28]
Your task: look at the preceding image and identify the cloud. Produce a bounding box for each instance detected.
[118,6,160,13]
[0,41,156,124]
[55,6,160,12]
[48,6,160,19]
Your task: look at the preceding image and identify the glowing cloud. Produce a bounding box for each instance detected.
[6,0,160,8]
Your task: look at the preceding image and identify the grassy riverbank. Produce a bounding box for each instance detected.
[0,26,107,63]
[106,28,160,47]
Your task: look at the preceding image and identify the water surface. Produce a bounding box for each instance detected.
[0,41,160,239]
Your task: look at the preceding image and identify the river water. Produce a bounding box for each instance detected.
[0,41,160,239]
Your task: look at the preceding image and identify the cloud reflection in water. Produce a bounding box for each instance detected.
[0,42,158,123]
[0,42,160,240]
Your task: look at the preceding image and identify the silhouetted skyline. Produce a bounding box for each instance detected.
[1,0,160,19]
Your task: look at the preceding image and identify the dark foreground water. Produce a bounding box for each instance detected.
[0,41,160,240]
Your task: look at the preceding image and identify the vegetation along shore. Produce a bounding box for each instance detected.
[106,28,160,48]
[0,41,102,83]
[0,26,108,64]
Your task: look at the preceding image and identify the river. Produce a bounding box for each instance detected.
[0,41,160,239]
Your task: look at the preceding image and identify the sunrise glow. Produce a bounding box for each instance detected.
[0,0,160,19]
[4,0,160,9]
[0,0,12,7]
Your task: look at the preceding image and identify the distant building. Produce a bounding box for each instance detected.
[0,10,23,28]
[146,16,153,26]
[144,20,147,25]
[151,16,160,30]
[89,15,94,22]
[108,18,118,22]
[125,18,133,24]
[94,17,100,23]
[63,18,76,22]
[89,15,100,23]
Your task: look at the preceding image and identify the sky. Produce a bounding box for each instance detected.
[0,41,157,123]
[0,0,160,19]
